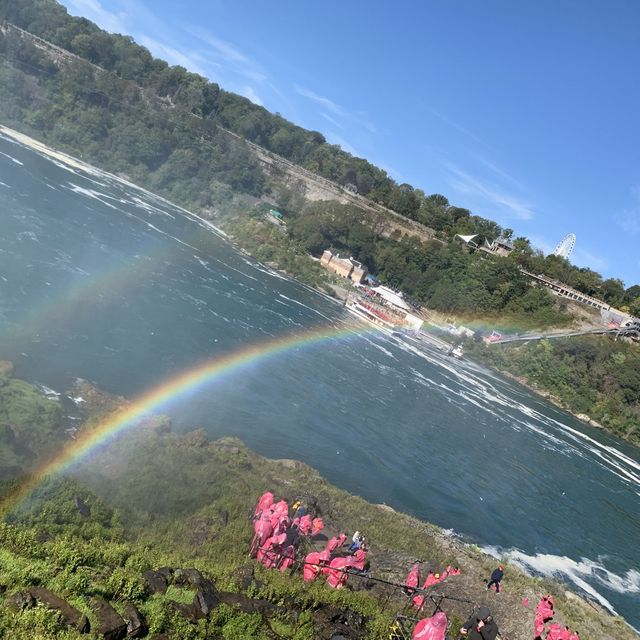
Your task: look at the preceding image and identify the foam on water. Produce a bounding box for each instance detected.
[0,151,24,165]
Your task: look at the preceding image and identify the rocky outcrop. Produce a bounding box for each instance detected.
[142,569,168,595]
[9,587,91,633]
[122,603,147,638]
[0,360,14,376]
[91,597,127,640]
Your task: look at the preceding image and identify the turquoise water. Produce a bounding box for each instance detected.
[1,130,639,628]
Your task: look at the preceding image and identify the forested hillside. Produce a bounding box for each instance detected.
[1,0,639,312]
[1,0,639,446]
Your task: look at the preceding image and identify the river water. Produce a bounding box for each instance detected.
[1,129,639,628]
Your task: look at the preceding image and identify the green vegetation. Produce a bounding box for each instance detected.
[2,0,638,314]
[0,374,64,479]
[465,335,640,445]
[1,423,636,640]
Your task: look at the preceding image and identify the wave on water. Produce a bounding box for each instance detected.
[36,383,61,399]
[481,545,640,622]
[389,334,640,492]
[0,150,24,165]
[277,294,335,322]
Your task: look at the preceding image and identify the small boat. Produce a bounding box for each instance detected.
[449,344,464,358]
[345,298,396,333]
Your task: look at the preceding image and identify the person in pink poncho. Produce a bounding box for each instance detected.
[298,513,313,536]
[254,491,274,518]
[412,611,447,640]
[404,563,420,595]
[533,614,545,640]
[250,515,273,557]
[311,516,324,535]
[325,533,346,554]
[424,570,438,587]
[325,556,352,589]
[303,549,329,582]
[546,623,563,640]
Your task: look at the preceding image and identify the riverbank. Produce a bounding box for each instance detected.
[1,376,636,639]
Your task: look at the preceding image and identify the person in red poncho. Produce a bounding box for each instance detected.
[254,491,274,518]
[412,611,448,640]
[404,563,420,595]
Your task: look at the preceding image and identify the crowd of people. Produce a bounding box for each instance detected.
[250,491,580,640]
[250,491,368,589]
[404,562,461,612]
[533,595,581,640]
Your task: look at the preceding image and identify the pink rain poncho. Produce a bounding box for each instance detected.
[325,556,352,589]
[252,517,273,551]
[273,499,289,515]
[260,533,286,569]
[424,571,437,587]
[278,544,296,572]
[568,633,579,640]
[559,628,571,640]
[298,513,313,535]
[533,615,545,639]
[546,623,563,640]
[255,491,274,517]
[405,563,420,593]
[273,515,290,536]
[536,599,554,622]
[351,549,367,571]
[412,577,430,611]
[303,551,327,582]
[311,517,324,535]
[412,612,447,640]
[325,534,346,554]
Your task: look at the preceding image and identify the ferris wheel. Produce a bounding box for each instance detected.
[552,233,576,259]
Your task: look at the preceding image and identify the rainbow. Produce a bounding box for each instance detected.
[2,323,380,514]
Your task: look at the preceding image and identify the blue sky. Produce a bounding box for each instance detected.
[59,0,640,286]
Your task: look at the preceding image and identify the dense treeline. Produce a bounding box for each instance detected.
[0,20,266,211]
[466,336,640,445]
[286,201,568,324]
[1,0,639,312]
[0,0,502,240]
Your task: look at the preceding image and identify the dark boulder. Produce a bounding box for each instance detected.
[142,570,168,595]
[91,597,127,640]
[194,586,220,617]
[122,603,147,638]
[7,591,36,611]
[156,567,174,582]
[183,568,205,588]
[217,591,275,616]
[167,600,203,622]
[31,587,90,632]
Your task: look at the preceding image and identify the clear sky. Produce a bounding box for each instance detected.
[59,0,640,287]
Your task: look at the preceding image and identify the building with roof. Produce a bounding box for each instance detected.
[479,236,514,257]
[320,250,368,283]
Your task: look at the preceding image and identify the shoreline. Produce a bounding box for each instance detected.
[0,123,625,443]
[498,370,606,430]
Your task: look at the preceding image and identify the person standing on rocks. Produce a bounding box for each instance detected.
[485,565,504,593]
[459,606,499,640]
